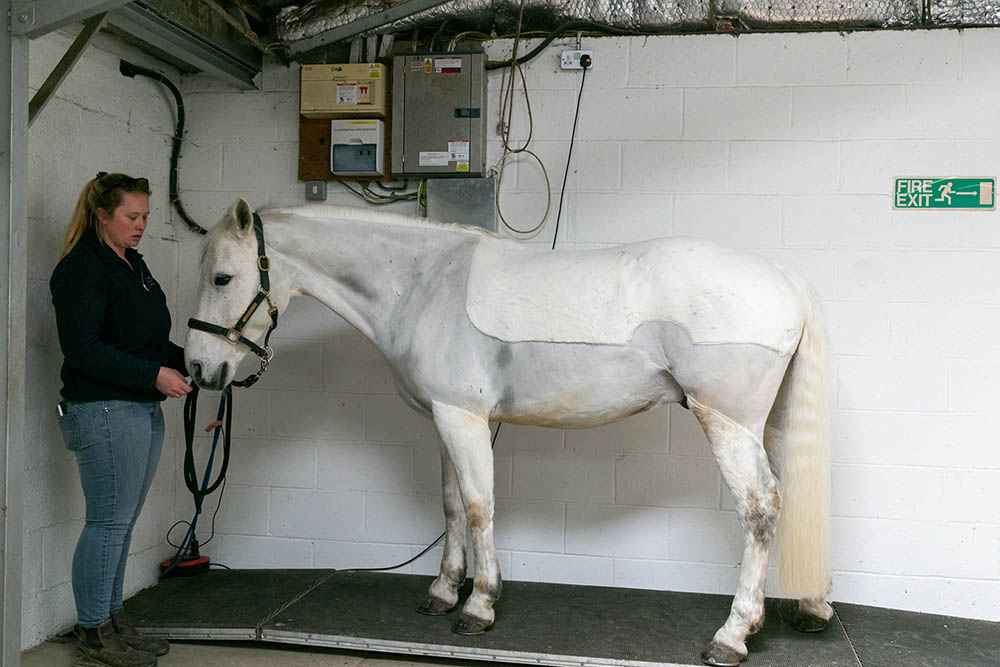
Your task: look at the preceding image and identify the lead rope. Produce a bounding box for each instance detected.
[163,385,232,577]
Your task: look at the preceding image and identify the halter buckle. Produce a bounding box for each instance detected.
[258,256,270,272]
[258,284,270,297]
[226,328,240,343]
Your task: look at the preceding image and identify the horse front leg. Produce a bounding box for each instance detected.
[431,401,501,635]
[692,398,780,667]
[418,442,467,615]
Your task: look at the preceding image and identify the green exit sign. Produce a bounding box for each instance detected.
[894,177,996,210]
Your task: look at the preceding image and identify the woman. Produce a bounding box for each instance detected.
[50,172,191,667]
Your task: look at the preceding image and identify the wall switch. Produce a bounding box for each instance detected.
[305,180,327,200]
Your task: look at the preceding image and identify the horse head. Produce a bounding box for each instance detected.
[185,198,286,390]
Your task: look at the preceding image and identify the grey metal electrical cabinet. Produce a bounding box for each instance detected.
[391,52,487,178]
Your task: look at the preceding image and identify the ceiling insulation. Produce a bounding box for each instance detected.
[273,0,1000,45]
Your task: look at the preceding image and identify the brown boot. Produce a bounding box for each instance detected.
[73,618,157,667]
[112,608,170,656]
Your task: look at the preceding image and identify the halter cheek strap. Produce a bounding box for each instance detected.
[188,212,279,388]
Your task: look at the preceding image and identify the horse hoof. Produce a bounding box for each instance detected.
[700,640,746,667]
[451,613,492,636]
[417,595,456,616]
[793,610,830,633]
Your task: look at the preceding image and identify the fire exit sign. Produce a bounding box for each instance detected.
[893,177,996,210]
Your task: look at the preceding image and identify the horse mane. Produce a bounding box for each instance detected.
[260,203,501,240]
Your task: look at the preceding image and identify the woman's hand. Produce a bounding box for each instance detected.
[156,367,193,398]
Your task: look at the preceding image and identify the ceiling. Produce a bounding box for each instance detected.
[90,0,1000,88]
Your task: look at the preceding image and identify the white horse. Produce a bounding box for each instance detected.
[185,199,833,667]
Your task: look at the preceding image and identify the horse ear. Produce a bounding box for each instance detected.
[231,198,253,236]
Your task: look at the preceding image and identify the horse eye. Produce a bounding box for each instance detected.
[213,274,232,286]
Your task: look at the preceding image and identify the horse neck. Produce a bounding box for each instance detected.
[265,211,476,345]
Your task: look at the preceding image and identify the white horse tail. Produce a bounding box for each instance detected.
[768,269,832,600]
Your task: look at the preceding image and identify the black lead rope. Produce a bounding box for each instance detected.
[174,211,279,571]
[183,385,232,502]
[163,384,231,577]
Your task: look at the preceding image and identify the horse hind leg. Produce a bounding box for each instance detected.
[794,597,833,632]
[691,397,780,667]
[418,441,467,616]
[431,401,502,635]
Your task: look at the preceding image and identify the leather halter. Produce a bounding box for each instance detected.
[188,212,278,388]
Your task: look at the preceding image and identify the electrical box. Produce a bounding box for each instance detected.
[426,178,497,232]
[391,53,487,178]
[331,119,385,177]
[300,63,387,118]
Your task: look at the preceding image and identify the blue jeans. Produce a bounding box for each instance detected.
[57,400,164,628]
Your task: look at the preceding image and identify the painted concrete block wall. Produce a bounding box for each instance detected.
[23,30,187,647]
[170,26,1000,628]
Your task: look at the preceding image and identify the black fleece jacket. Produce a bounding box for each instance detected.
[50,229,186,402]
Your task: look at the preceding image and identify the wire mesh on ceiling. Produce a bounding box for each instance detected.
[274,0,1000,43]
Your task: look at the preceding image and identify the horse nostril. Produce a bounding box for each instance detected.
[190,361,203,385]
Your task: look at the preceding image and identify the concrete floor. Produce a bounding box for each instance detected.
[22,635,524,667]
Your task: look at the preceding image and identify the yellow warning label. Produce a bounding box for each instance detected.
[456,162,470,172]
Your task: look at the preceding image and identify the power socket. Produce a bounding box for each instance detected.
[560,50,594,70]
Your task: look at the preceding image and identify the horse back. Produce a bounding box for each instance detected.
[465,236,804,355]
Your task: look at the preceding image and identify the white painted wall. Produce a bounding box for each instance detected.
[172,28,1000,625]
[24,29,187,647]
[22,24,1000,651]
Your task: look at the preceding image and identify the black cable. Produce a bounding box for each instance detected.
[119,60,207,235]
[552,61,589,250]
[485,20,634,70]
[165,520,191,549]
[341,422,504,575]
[371,180,412,191]
[199,470,227,547]
[340,181,414,206]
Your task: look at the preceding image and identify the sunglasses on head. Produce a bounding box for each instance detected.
[96,172,150,192]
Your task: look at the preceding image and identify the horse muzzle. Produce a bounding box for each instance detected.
[189,360,230,391]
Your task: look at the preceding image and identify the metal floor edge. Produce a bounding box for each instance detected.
[124,569,999,667]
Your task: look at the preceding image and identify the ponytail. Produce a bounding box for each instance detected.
[60,179,100,259]
[60,172,151,259]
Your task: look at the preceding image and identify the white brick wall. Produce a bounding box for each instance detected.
[179,26,1000,627]
[24,29,187,648]
[23,26,1000,653]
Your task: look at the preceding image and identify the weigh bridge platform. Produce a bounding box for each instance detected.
[123,569,999,667]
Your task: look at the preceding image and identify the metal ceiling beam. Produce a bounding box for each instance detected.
[28,11,108,126]
[10,0,130,38]
[288,0,455,57]
[106,2,260,90]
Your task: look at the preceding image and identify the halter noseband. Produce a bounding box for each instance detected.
[188,212,278,388]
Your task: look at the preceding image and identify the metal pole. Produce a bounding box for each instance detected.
[0,0,28,663]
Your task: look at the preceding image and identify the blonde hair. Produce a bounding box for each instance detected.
[60,172,151,259]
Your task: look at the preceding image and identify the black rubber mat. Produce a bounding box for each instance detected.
[125,569,328,637]
[123,570,999,667]
[834,601,1000,667]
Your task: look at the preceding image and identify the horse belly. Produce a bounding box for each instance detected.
[491,335,684,429]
